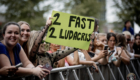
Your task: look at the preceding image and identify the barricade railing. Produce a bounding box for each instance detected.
[48,58,140,80]
[1,58,140,80]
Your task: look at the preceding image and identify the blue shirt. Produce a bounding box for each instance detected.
[0,42,21,65]
[122,27,134,35]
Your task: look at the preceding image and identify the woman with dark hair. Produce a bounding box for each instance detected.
[106,33,122,67]
[133,33,140,55]
[122,20,134,35]
[0,31,2,41]
[0,22,50,79]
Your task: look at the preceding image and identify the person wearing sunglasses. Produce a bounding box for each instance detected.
[123,31,134,53]
[123,31,140,59]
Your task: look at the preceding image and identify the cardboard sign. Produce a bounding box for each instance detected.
[45,11,95,50]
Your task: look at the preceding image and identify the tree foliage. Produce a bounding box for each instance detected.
[49,0,103,20]
[114,0,140,26]
[0,0,51,30]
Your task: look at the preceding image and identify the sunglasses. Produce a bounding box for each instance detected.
[42,40,49,44]
[136,38,140,40]
[127,39,130,42]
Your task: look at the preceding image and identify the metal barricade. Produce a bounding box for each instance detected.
[48,58,140,80]
[1,58,140,80]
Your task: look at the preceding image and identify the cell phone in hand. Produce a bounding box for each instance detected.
[92,66,96,70]
[108,50,115,56]
[15,63,23,68]
[104,45,108,50]
[42,63,52,72]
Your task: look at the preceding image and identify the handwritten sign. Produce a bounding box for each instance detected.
[45,11,95,50]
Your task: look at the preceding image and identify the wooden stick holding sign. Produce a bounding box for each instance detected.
[45,11,95,50]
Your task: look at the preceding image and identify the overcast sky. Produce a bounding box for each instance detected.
[106,0,119,22]
[0,0,118,23]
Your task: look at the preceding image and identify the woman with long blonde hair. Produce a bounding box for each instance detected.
[18,17,78,67]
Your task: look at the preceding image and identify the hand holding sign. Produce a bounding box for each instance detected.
[45,11,95,50]
[46,17,53,26]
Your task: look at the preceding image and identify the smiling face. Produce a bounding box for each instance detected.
[108,36,116,49]
[3,25,20,47]
[20,24,30,43]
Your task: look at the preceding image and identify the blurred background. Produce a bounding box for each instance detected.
[0,0,140,34]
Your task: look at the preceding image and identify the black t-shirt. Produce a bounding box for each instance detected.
[133,43,140,54]
[88,52,95,58]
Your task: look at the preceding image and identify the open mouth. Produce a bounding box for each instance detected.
[21,35,28,39]
[9,37,16,42]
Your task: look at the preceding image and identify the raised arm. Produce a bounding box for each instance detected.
[50,47,78,63]
[30,17,52,62]
[91,50,107,62]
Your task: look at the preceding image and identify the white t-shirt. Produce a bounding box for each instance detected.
[69,51,86,61]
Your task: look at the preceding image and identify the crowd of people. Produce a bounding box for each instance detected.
[0,17,140,80]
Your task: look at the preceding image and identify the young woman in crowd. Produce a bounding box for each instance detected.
[133,33,140,55]
[116,34,130,65]
[18,21,31,58]
[0,22,50,79]
[92,33,108,65]
[60,42,99,72]
[62,39,108,71]
[123,31,140,58]
[37,39,98,72]
[123,31,134,53]
[106,33,122,67]
[47,43,65,67]
[17,17,78,68]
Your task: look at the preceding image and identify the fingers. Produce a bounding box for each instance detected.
[8,66,16,69]
[103,50,108,54]
[38,75,42,79]
[42,68,50,74]
[39,70,49,79]
[39,70,47,79]
[92,63,99,73]
[108,52,113,56]
[49,17,53,20]
[37,65,43,68]
[46,17,53,26]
